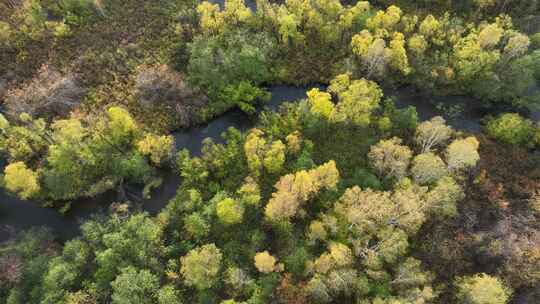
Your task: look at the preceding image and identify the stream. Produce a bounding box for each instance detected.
[0,84,490,242]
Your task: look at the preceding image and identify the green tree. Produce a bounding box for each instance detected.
[217,197,244,225]
[425,176,464,218]
[263,140,286,174]
[157,285,183,304]
[329,75,383,126]
[180,244,223,289]
[410,153,448,185]
[486,113,533,146]
[446,137,480,172]
[111,267,159,304]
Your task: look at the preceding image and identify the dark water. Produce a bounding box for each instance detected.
[0,85,317,241]
[0,84,532,241]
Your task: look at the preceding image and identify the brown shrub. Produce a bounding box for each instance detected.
[5,65,86,119]
[134,64,207,128]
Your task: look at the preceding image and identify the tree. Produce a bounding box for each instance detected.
[308,220,328,242]
[244,129,266,176]
[415,116,453,153]
[388,32,410,75]
[111,267,159,304]
[265,161,339,220]
[410,153,447,185]
[0,114,48,162]
[106,107,138,147]
[368,137,412,180]
[3,162,40,199]
[217,197,244,225]
[478,24,503,49]
[485,113,533,146]
[453,32,501,89]
[456,273,512,304]
[184,213,210,240]
[329,75,383,126]
[187,29,273,91]
[263,140,286,174]
[408,34,428,56]
[328,243,353,267]
[254,251,278,273]
[503,33,530,60]
[326,269,357,295]
[157,285,183,304]
[306,275,331,303]
[366,5,402,34]
[307,88,335,120]
[446,137,480,172]
[425,176,464,218]
[88,214,163,292]
[237,177,261,206]
[419,15,441,40]
[180,244,223,289]
[351,31,389,78]
[244,129,286,176]
[197,2,224,35]
[137,134,174,166]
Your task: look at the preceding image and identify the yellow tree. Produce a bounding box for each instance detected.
[368,137,412,180]
[137,134,174,166]
[456,273,512,304]
[388,32,411,75]
[265,161,339,220]
[446,137,480,172]
[254,251,278,273]
[4,161,40,199]
[307,88,335,120]
[329,75,383,127]
[216,197,244,225]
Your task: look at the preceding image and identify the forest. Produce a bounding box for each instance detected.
[0,0,539,303]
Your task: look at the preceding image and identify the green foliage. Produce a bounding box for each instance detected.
[217,197,244,225]
[111,267,160,304]
[486,113,534,146]
[187,29,274,90]
[2,2,538,303]
[0,107,172,201]
[219,82,270,115]
[180,244,223,289]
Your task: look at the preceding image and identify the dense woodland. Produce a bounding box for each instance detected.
[0,0,539,303]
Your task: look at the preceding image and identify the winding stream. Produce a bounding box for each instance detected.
[0,85,489,241]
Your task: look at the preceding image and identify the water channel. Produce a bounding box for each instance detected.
[0,84,491,241]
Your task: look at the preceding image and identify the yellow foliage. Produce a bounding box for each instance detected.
[388,32,411,75]
[137,134,174,165]
[265,161,339,220]
[254,251,277,273]
[478,24,503,49]
[329,242,353,267]
[4,162,40,199]
[307,88,335,119]
[197,2,224,34]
